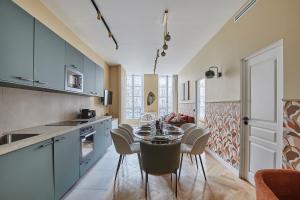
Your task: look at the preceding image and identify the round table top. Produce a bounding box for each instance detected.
[134,125,184,143]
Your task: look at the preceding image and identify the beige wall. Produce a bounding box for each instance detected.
[179,0,300,102]
[144,74,158,113]
[0,0,111,134]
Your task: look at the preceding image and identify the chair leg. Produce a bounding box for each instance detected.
[114,155,123,184]
[199,155,207,181]
[175,171,178,198]
[137,153,144,180]
[171,173,172,183]
[189,153,193,164]
[194,155,198,169]
[145,172,148,199]
[178,153,183,181]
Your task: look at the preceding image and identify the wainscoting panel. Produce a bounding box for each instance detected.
[205,102,240,169]
[283,100,300,170]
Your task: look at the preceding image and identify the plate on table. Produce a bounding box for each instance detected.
[166,130,181,135]
[140,126,152,131]
[136,130,151,136]
[165,126,177,131]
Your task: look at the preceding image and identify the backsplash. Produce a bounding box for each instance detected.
[205,102,240,169]
[178,102,195,116]
[283,100,300,170]
[0,87,107,135]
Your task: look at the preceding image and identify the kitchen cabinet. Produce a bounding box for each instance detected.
[0,139,54,200]
[95,65,104,97]
[104,119,112,148]
[83,56,96,95]
[34,20,65,90]
[65,43,84,73]
[0,0,34,86]
[53,130,80,200]
[94,121,105,160]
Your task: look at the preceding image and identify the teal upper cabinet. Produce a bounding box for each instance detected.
[34,20,65,90]
[54,130,80,200]
[0,0,34,86]
[0,139,54,200]
[65,43,84,73]
[83,56,96,95]
[95,65,104,97]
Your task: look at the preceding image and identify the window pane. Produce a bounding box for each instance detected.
[134,97,142,107]
[134,76,142,86]
[134,87,142,96]
[126,109,133,118]
[134,107,142,119]
[127,87,132,97]
[127,76,132,86]
[159,88,167,97]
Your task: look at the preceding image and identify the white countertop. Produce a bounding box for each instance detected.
[0,116,112,156]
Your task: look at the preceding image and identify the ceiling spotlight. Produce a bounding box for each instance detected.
[163,43,168,50]
[165,32,171,41]
[205,66,222,79]
[161,51,166,57]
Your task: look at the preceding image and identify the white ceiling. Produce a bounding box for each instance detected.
[40,0,246,74]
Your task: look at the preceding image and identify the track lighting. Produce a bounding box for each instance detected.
[163,43,168,50]
[165,32,171,41]
[161,51,166,57]
[205,66,222,79]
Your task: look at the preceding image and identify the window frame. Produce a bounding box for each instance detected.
[158,75,173,117]
[126,75,144,119]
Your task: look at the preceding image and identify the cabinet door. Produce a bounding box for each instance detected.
[34,20,65,90]
[65,43,84,73]
[95,65,104,97]
[0,0,34,86]
[104,119,112,148]
[83,56,96,95]
[0,139,54,200]
[54,130,80,200]
[94,121,105,160]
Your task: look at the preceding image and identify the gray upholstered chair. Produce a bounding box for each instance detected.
[110,129,143,184]
[181,127,203,164]
[114,127,134,144]
[140,141,181,198]
[181,125,197,144]
[180,123,196,131]
[119,123,141,143]
[179,131,210,181]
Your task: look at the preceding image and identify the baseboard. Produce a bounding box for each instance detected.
[205,148,239,177]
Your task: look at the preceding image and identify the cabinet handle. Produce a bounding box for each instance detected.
[34,80,48,85]
[14,76,33,82]
[54,136,66,143]
[70,64,78,69]
[37,141,53,149]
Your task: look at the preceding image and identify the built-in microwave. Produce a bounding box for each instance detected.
[65,66,83,93]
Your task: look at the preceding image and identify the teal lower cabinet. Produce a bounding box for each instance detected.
[94,121,105,160]
[0,139,54,200]
[104,119,112,149]
[53,130,80,200]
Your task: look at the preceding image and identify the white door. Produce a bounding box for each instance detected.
[242,41,283,184]
[195,79,205,127]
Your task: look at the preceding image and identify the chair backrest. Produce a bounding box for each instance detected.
[114,128,134,143]
[110,129,132,154]
[140,141,181,175]
[119,124,134,133]
[180,123,196,131]
[185,127,208,145]
[181,126,197,143]
[191,132,210,155]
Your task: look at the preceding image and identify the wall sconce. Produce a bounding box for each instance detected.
[205,66,222,79]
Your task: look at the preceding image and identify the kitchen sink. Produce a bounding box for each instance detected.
[0,134,39,145]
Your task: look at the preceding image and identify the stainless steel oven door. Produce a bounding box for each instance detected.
[80,131,95,163]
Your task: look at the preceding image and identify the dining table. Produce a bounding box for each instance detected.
[134,123,184,144]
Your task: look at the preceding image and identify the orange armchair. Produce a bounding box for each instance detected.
[255,169,300,200]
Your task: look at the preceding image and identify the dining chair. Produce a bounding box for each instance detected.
[114,127,135,144]
[119,124,141,143]
[179,131,210,181]
[140,141,181,199]
[110,129,143,184]
[180,123,196,131]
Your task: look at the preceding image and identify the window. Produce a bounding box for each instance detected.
[196,79,205,123]
[158,75,173,117]
[126,75,144,119]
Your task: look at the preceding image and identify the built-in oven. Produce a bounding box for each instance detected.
[80,125,95,164]
[65,66,83,93]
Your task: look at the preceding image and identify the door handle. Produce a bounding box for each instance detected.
[37,141,53,149]
[242,117,249,125]
[34,80,48,85]
[14,76,34,82]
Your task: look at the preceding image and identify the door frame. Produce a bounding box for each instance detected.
[239,39,284,181]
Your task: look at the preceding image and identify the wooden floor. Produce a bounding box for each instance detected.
[63,146,255,200]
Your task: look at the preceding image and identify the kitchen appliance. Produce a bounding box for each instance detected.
[65,66,83,93]
[102,90,112,106]
[80,109,96,119]
[80,125,95,164]
[46,121,88,126]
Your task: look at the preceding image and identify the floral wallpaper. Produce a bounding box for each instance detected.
[283,100,300,170]
[205,102,240,169]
